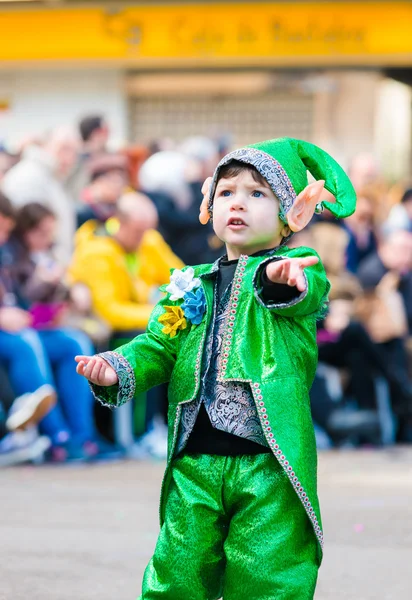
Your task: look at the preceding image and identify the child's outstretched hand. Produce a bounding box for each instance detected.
[75,355,119,386]
[266,256,319,292]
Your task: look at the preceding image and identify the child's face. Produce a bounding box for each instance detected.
[212,170,286,259]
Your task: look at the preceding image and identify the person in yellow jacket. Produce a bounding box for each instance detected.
[69,192,184,333]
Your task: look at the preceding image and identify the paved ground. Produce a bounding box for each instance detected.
[2,448,412,600]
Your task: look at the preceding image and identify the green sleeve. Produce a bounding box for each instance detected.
[90,293,186,407]
[253,247,330,319]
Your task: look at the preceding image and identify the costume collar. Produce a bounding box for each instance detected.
[198,246,279,280]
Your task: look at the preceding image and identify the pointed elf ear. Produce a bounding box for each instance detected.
[199,176,212,224]
[286,180,325,232]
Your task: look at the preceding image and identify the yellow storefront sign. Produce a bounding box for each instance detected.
[1,2,412,67]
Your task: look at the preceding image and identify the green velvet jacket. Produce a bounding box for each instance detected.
[93,245,330,560]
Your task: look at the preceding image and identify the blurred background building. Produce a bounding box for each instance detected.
[1,0,412,180]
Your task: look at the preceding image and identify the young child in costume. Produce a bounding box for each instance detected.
[76,137,356,600]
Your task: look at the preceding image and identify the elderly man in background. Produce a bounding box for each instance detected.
[1,127,78,265]
[69,191,183,331]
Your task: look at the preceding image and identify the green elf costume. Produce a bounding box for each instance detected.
[91,138,356,600]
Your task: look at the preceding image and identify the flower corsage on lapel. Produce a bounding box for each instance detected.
[181,288,206,325]
[158,305,187,338]
[158,267,206,337]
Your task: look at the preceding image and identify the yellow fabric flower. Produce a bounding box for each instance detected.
[158,305,187,338]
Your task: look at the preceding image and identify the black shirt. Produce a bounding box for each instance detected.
[183,253,299,456]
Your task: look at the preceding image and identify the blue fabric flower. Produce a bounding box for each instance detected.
[182,287,206,325]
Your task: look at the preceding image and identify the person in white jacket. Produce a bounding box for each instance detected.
[2,127,79,265]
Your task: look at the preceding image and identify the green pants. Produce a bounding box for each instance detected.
[139,453,319,600]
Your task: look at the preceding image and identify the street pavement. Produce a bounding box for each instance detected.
[2,447,412,600]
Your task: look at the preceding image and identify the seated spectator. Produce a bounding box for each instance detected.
[9,203,67,316]
[76,153,129,228]
[0,192,56,464]
[357,229,412,334]
[306,224,412,441]
[69,191,183,331]
[1,127,79,265]
[2,200,118,462]
[344,193,378,274]
[9,201,110,349]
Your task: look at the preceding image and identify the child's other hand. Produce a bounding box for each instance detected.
[75,355,119,386]
[266,256,319,292]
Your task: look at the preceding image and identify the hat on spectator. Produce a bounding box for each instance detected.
[88,154,128,181]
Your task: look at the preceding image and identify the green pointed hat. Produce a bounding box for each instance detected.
[208,137,356,222]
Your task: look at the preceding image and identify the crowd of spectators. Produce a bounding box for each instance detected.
[1,116,412,466]
[0,117,221,465]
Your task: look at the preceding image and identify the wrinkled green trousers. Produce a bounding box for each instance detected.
[139,453,319,600]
